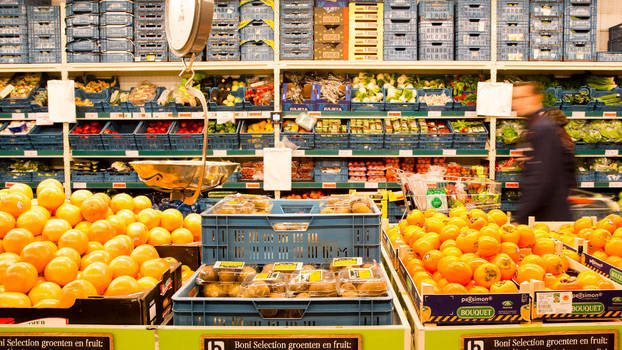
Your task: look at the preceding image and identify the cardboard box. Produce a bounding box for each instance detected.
[314,42,345,59]
[314,7,346,26]
[315,24,345,43]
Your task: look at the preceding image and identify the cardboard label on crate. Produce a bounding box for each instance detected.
[352,38,378,46]
[273,262,303,271]
[0,84,13,98]
[348,267,373,280]
[18,318,67,326]
[315,8,345,26]
[0,333,113,350]
[461,331,617,350]
[214,261,245,269]
[536,292,572,315]
[202,335,361,350]
[332,257,363,267]
[253,272,280,281]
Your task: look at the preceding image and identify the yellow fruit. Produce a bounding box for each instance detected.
[0,211,16,239]
[34,299,60,308]
[69,190,93,207]
[171,228,194,244]
[182,269,194,283]
[0,292,31,307]
[81,262,112,295]
[161,209,183,232]
[44,256,78,287]
[148,227,171,246]
[81,250,111,270]
[109,255,139,279]
[132,196,152,214]
[3,262,38,293]
[107,215,126,235]
[1,192,31,218]
[88,220,115,244]
[110,193,135,213]
[0,252,21,284]
[3,228,34,254]
[104,237,132,259]
[86,240,104,253]
[137,208,161,230]
[37,186,65,212]
[59,279,98,307]
[93,193,111,206]
[137,276,158,290]
[55,247,81,266]
[140,258,169,280]
[130,245,160,267]
[37,179,63,194]
[28,281,62,305]
[116,209,136,227]
[20,241,57,273]
[105,276,139,296]
[54,203,83,227]
[31,205,51,219]
[8,183,33,201]
[126,222,149,246]
[80,196,108,223]
[58,229,89,255]
[183,213,201,240]
[41,218,72,243]
[74,221,91,235]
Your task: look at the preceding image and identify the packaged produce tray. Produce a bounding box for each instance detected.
[349,121,384,151]
[201,199,381,264]
[68,122,105,150]
[418,88,454,111]
[315,84,351,112]
[101,121,139,150]
[450,120,488,143]
[29,124,62,150]
[314,121,349,149]
[0,264,180,325]
[314,166,348,182]
[238,120,274,149]
[351,88,385,111]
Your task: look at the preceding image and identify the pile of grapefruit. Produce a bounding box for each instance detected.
[0,180,197,308]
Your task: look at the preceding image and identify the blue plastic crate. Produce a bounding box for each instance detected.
[135,30,166,41]
[282,131,314,149]
[0,54,28,64]
[566,4,596,18]
[453,140,486,149]
[67,1,98,15]
[100,25,133,39]
[456,45,490,60]
[530,16,563,31]
[567,0,592,3]
[281,83,316,111]
[206,122,240,150]
[497,0,528,22]
[281,8,313,21]
[314,132,348,149]
[591,88,622,112]
[419,0,454,20]
[240,40,274,61]
[3,172,32,182]
[387,200,407,221]
[133,2,163,13]
[67,26,99,40]
[135,40,167,52]
[173,268,394,326]
[564,28,595,42]
[280,48,314,60]
[419,119,454,141]
[385,0,416,6]
[66,13,99,26]
[419,20,453,42]
[418,41,454,60]
[101,0,133,12]
[0,123,32,150]
[384,88,418,110]
[239,121,274,149]
[530,45,563,61]
[210,20,239,32]
[0,4,25,16]
[29,124,63,151]
[457,17,489,33]
[0,36,25,45]
[351,88,385,111]
[280,0,314,10]
[280,37,313,50]
[576,171,595,182]
[564,41,594,61]
[384,7,417,21]
[530,31,563,45]
[29,20,59,36]
[456,1,489,19]
[530,2,563,16]
[0,43,26,55]
[497,40,528,60]
[33,171,64,183]
[100,38,134,51]
[100,12,133,26]
[29,34,60,50]
[574,141,600,151]
[206,49,240,61]
[101,121,139,150]
[0,24,27,36]
[240,20,274,41]
[134,12,164,22]
[0,16,26,26]
[383,18,417,32]
[71,171,104,183]
[279,28,313,40]
[28,49,59,64]
[280,19,313,31]
[240,0,274,22]
[597,52,622,62]
[315,0,348,6]
[419,140,453,149]
[565,16,594,31]
[66,39,99,52]
[497,22,528,43]
[418,88,454,111]
[314,162,348,181]
[135,51,167,62]
[349,133,384,151]
[456,31,489,46]
[385,129,419,149]
[133,121,173,150]
[134,21,163,32]
[450,121,488,143]
[314,84,351,111]
[0,79,38,112]
[212,1,238,21]
[207,39,238,51]
[104,172,139,183]
[384,31,417,47]
[244,89,275,111]
[208,87,244,111]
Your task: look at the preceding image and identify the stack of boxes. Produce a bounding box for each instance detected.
[564,0,596,61]
[206,0,240,61]
[529,0,563,61]
[66,1,100,63]
[314,5,347,60]
[28,6,61,63]
[134,0,167,62]
[455,0,490,61]
[418,0,454,61]
[348,2,383,61]
[383,0,417,61]
[606,24,622,58]
[497,0,529,60]
[0,0,27,64]
[280,0,314,60]
[100,0,134,62]
[239,0,274,61]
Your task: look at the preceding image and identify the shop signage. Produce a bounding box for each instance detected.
[0,333,113,350]
[201,335,361,350]
[461,330,617,350]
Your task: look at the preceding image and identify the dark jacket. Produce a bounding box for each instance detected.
[515,110,575,224]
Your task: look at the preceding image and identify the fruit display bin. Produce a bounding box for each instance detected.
[282,130,314,150]
[349,127,385,151]
[0,122,33,150]
[33,170,64,183]
[169,121,240,151]
[71,171,104,183]
[281,83,317,111]
[495,170,521,182]
[314,84,351,112]
[0,264,181,325]
[68,122,105,150]
[201,199,381,264]
[100,121,139,150]
[134,121,173,151]
[103,171,139,183]
[29,124,63,150]
[314,120,349,149]
[239,120,275,150]
[1,171,32,182]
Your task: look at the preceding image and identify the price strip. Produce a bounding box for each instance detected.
[4,182,15,188]
[109,112,124,119]
[603,112,618,117]
[125,150,139,157]
[112,183,126,189]
[464,111,478,117]
[364,182,378,189]
[581,182,595,188]
[442,149,457,156]
[322,182,337,189]
[84,112,98,119]
[571,111,586,118]
[293,150,304,157]
[605,149,619,156]
[255,150,264,156]
[11,112,25,119]
[177,112,193,118]
[505,182,519,189]
[308,112,321,118]
[462,331,616,350]
[73,182,86,189]
[399,150,413,157]
[245,183,260,189]
[213,150,226,157]
[152,112,173,118]
[610,182,622,188]
[509,149,524,157]
[339,150,352,156]
[35,113,52,125]
[247,111,265,118]
[387,111,401,117]
[132,112,151,119]
[24,150,37,157]
[427,111,442,117]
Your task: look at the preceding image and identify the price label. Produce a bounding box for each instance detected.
[603,112,617,117]
[4,182,15,188]
[442,149,457,156]
[387,111,401,117]
[73,182,86,189]
[427,111,442,117]
[364,182,378,189]
[110,112,124,119]
[247,111,263,118]
[35,113,52,125]
[581,182,594,188]
[217,112,235,124]
[133,112,151,119]
[322,182,337,189]
[293,150,304,157]
[509,149,524,157]
[308,112,321,118]
[245,183,260,189]
[506,182,520,189]
[85,112,98,119]
[339,150,352,156]
[178,112,192,118]
[464,111,477,118]
[511,111,518,117]
[152,112,173,118]
[213,150,226,157]
[605,150,619,156]
[24,150,37,157]
[125,150,139,157]
[112,183,126,189]
[255,150,264,156]
[11,113,25,119]
[571,111,586,118]
[399,150,412,157]
[610,182,622,188]
[191,112,204,119]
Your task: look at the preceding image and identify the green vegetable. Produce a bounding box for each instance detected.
[542,91,557,107]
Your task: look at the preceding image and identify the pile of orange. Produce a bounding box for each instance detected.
[386,208,612,295]
[0,180,197,308]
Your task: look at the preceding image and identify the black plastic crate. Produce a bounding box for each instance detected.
[101,121,139,150]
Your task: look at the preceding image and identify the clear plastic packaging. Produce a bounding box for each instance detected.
[239,272,288,298]
[196,262,258,297]
[211,194,273,214]
[287,269,338,298]
[261,262,304,275]
[128,82,157,106]
[320,194,374,214]
[338,267,388,297]
[328,257,379,273]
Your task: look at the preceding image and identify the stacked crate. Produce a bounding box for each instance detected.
[601,24,622,61]
[497,0,529,60]
[0,0,27,64]
[314,6,347,60]
[100,0,134,62]
[66,1,100,63]
[529,1,563,61]
[348,2,383,61]
[455,0,490,61]
[280,0,314,60]
[134,0,166,62]
[206,0,240,61]
[383,0,417,61]
[419,0,454,61]
[239,0,274,61]
[28,7,61,63]
[564,0,597,61]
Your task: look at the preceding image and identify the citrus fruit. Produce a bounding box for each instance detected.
[58,229,89,255]
[70,190,93,207]
[81,262,112,295]
[88,220,115,244]
[59,279,98,307]
[20,241,57,273]
[110,193,134,213]
[0,252,21,284]
[105,276,139,297]
[86,241,104,253]
[28,281,62,305]
[137,276,159,290]
[34,299,60,308]
[81,250,111,270]
[0,192,31,218]
[37,186,65,212]
[406,210,425,226]
[574,217,593,234]
[130,245,160,267]
[0,211,15,239]
[116,209,136,227]
[109,255,139,279]
[132,196,152,214]
[80,196,108,223]
[126,222,149,246]
[605,238,622,258]
[148,227,171,246]
[104,237,132,259]
[75,221,91,235]
[54,203,82,227]
[3,261,38,293]
[138,208,161,230]
[473,263,501,288]
[183,213,201,240]
[3,228,34,254]
[31,205,51,219]
[107,215,126,235]
[0,292,31,307]
[44,256,78,287]
[422,250,442,273]
[93,192,111,206]
[41,218,72,243]
[55,247,81,266]
[589,229,612,250]
[140,258,169,280]
[8,183,33,201]
[171,228,194,244]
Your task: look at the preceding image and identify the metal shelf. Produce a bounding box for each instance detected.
[0,150,63,158]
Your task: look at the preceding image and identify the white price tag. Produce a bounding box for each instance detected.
[581,182,594,188]
[339,150,352,156]
[213,150,227,157]
[364,182,378,189]
[464,111,477,118]
[35,113,52,125]
[48,80,76,123]
[0,84,14,98]
[133,112,151,119]
[605,150,619,156]
[293,150,304,157]
[442,149,457,156]
[610,182,622,188]
[153,112,173,118]
[85,112,98,119]
[427,111,442,117]
[112,183,126,189]
[217,112,235,124]
[571,111,586,118]
[399,150,413,157]
[192,112,204,119]
[110,112,124,119]
[24,150,37,157]
[255,150,264,156]
[536,292,572,315]
[73,182,86,189]
[11,113,24,119]
[125,150,139,157]
[511,111,518,117]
